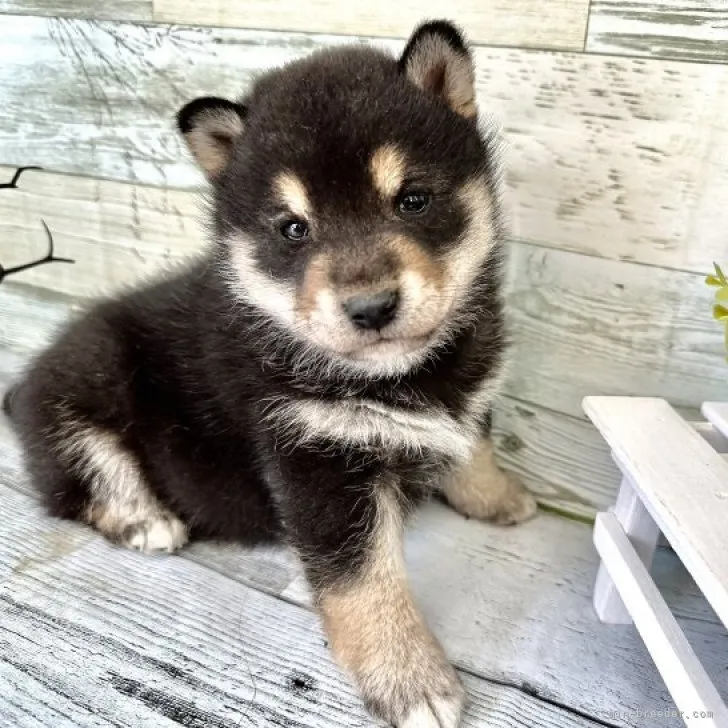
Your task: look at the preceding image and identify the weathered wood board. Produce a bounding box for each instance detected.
[3,468,728,727]
[4,224,727,516]
[588,1,728,63]
[492,396,621,515]
[0,1,150,20]
[505,244,728,419]
[1,20,728,272]
[151,0,590,51]
[2,486,626,728]
[584,396,728,633]
[2,168,727,422]
[5,165,728,315]
[0,284,80,358]
[0,167,206,300]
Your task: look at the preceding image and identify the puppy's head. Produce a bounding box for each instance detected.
[178,21,500,377]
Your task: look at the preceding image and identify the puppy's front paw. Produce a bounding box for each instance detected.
[362,651,465,728]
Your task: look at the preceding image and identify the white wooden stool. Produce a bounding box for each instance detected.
[583,397,728,728]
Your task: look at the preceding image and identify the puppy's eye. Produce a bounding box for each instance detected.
[280,220,309,241]
[397,190,431,216]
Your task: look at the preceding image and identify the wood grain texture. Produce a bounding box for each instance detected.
[0,1,151,21]
[2,471,728,727]
[1,486,620,728]
[0,166,206,299]
[588,1,728,63]
[1,20,728,272]
[0,283,79,358]
[151,0,589,51]
[492,396,621,516]
[505,244,728,419]
[2,168,727,421]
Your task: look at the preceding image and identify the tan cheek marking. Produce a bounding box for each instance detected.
[443,177,496,291]
[457,177,495,241]
[370,145,407,199]
[296,254,332,319]
[275,171,311,219]
[389,235,444,292]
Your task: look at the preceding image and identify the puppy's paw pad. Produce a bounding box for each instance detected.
[122,515,188,554]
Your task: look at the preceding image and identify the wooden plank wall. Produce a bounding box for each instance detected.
[0,3,727,519]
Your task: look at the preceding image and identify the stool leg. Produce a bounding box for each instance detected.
[593,477,661,624]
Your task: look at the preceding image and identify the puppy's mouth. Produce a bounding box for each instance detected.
[344,333,433,362]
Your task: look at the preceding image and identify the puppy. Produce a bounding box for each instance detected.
[4,20,537,727]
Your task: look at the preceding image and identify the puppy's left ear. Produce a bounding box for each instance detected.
[399,20,476,119]
[177,96,247,179]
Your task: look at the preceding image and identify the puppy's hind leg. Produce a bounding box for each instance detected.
[61,424,188,554]
[443,438,537,526]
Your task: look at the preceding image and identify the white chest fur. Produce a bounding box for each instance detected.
[265,374,501,462]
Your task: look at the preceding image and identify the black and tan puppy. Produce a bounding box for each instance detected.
[4,20,537,727]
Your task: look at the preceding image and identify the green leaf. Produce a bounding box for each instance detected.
[713,304,728,321]
[716,287,728,304]
[714,262,728,284]
[706,275,724,287]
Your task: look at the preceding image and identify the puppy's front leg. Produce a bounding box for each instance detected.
[277,467,464,727]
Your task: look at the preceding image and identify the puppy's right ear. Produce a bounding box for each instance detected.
[177,97,247,179]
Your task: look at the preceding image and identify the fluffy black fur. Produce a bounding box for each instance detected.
[5,19,512,724]
[8,24,505,566]
[5,24,511,721]
[17,27,501,527]
[8,245,503,574]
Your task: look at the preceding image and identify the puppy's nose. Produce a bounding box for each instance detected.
[343,289,399,331]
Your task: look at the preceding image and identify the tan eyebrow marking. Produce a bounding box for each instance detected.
[369,144,407,199]
[275,171,311,219]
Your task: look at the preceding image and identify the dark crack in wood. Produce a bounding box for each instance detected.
[0,219,75,285]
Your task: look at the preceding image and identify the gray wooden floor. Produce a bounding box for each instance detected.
[1,352,727,728]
